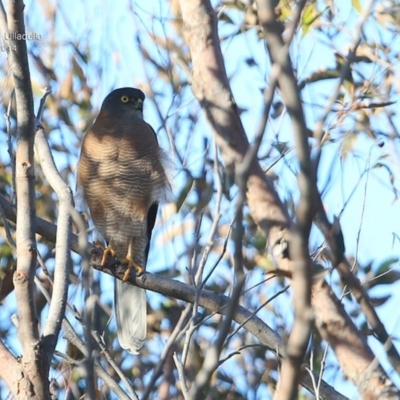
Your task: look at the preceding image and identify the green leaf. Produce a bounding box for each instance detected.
[352,0,362,13]
[301,5,329,35]
[302,4,317,34]
[369,295,391,307]
[368,258,400,288]
[340,132,358,160]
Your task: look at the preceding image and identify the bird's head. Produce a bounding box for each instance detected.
[100,87,145,119]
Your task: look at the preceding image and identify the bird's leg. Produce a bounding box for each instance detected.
[94,239,117,266]
[119,242,144,281]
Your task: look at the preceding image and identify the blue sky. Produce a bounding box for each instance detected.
[0,0,400,398]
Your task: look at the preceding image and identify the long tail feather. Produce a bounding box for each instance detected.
[114,280,146,354]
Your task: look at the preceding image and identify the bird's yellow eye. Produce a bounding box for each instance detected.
[121,95,129,103]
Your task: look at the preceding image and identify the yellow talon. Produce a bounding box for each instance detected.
[119,257,144,281]
[94,240,116,266]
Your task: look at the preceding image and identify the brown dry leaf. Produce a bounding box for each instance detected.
[59,71,73,100]
[254,253,277,271]
[340,132,358,160]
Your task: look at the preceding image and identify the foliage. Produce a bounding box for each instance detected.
[0,0,400,399]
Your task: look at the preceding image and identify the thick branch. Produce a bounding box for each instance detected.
[313,280,400,399]
[308,0,400,374]
[0,193,80,254]
[178,0,292,274]
[0,341,21,396]
[0,1,49,398]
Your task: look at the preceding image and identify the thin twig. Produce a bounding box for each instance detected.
[4,89,16,201]
[69,206,95,398]
[92,330,139,400]
[173,352,189,399]
[143,303,193,400]
[313,0,376,157]
[36,265,135,400]
[194,146,224,287]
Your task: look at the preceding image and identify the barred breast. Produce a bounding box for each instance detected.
[77,118,167,263]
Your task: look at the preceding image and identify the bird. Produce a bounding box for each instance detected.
[77,87,169,353]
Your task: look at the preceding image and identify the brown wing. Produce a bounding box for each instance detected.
[145,202,159,264]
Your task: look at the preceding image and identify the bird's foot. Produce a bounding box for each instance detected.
[119,256,144,281]
[94,240,117,266]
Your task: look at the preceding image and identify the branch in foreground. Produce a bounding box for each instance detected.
[35,95,72,369]
[309,0,400,374]
[0,1,49,398]
[254,0,316,398]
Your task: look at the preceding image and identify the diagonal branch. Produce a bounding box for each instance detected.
[177,0,292,275]
[313,279,400,398]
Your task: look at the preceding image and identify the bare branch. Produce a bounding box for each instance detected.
[68,206,95,398]
[34,90,72,369]
[312,0,376,148]
[91,251,348,399]
[62,318,132,400]
[143,304,193,400]
[173,352,189,400]
[313,280,400,398]
[255,0,317,397]
[94,363,132,400]
[0,192,80,254]
[306,5,400,372]
[188,276,246,399]
[177,0,292,275]
[36,264,135,400]
[0,1,49,398]
[92,330,139,400]
[0,340,21,396]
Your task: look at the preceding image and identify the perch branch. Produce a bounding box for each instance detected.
[0,192,346,400]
